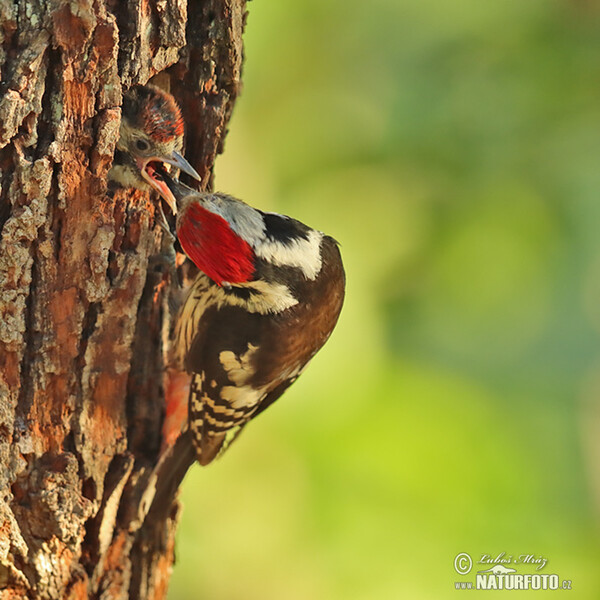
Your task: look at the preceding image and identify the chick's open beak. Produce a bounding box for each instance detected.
[139,151,200,215]
[142,162,178,214]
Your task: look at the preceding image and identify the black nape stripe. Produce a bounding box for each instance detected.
[261,212,310,244]
[222,286,257,301]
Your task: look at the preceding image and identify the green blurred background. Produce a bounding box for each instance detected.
[169,1,600,597]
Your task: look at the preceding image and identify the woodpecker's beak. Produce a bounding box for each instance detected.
[161,151,201,182]
[140,151,200,215]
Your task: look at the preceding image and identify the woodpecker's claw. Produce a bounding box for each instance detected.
[156,202,176,240]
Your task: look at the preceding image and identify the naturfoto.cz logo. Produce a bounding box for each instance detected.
[453,552,572,591]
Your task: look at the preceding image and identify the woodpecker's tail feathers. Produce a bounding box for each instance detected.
[191,424,244,466]
[188,372,252,465]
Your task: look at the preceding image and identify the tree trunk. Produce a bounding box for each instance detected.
[0,1,246,597]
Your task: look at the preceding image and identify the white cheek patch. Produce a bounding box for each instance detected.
[107,164,150,190]
[255,229,323,280]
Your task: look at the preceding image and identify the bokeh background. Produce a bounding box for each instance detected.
[169,1,600,597]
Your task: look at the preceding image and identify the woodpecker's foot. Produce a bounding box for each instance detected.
[148,239,179,292]
[156,202,176,241]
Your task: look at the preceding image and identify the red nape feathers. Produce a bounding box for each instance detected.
[142,88,184,142]
[178,202,256,285]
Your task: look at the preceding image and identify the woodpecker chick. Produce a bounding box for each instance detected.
[147,169,346,465]
[109,84,200,209]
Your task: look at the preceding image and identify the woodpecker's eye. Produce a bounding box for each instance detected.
[135,138,150,152]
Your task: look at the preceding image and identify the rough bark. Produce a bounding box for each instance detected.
[0,1,246,598]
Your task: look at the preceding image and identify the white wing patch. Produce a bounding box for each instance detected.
[242,280,298,314]
[220,384,266,409]
[219,343,258,386]
[173,274,298,366]
[217,344,266,409]
[255,229,323,280]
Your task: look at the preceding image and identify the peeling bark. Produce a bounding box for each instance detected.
[0,1,246,597]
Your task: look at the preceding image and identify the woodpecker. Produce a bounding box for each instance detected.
[108,84,201,227]
[145,168,346,465]
[108,83,200,450]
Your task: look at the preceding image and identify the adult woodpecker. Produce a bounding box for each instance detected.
[108,84,201,226]
[146,168,346,465]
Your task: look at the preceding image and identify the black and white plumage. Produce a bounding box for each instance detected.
[152,173,346,465]
[110,84,345,466]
